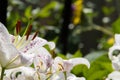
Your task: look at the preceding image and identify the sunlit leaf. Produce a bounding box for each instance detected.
[112,17,120,33]
[85,51,106,62]
[57,53,67,59]
[24,6,32,18]
[72,50,82,58]
[71,64,89,76]
[85,54,113,80]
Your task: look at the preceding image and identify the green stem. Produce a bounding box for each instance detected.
[93,25,114,36]
[0,67,5,80]
[64,72,67,80]
[22,18,32,37]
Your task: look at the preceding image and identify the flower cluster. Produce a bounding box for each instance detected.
[0,22,90,80]
[106,34,120,80]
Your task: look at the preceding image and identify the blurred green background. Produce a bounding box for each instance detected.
[6,0,119,55]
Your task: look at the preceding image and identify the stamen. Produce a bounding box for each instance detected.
[32,31,39,40]
[22,18,32,36]
[46,71,52,75]
[51,50,56,58]
[15,18,32,48]
[40,61,43,66]
[58,63,64,71]
[16,20,21,35]
[36,61,43,70]
[5,55,19,68]
[26,24,32,40]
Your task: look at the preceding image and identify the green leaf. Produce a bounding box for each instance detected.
[71,64,89,77]
[72,50,82,58]
[102,6,114,15]
[85,54,113,80]
[24,6,32,18]
[85,51,107,62]
[57,53,67,59]
[44,44,51,52]
[86,70,108,80]
[38,1,59,18]
[112,17,120,33]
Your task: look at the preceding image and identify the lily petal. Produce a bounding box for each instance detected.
[50,72,86,80]
[109,34,120,60]
[68,75,86,80]
[34,47,52,73]
[106,71,120,80]
[20,53,35,66]
[69,58,90,69]
[52,57,90,73]
[20,36,55,54]
[108,46,120,60]
[0,22,10,43]
[5,66,35,80]
[0,43,21,69]
[115,34,120,45]
[47,42,55,50]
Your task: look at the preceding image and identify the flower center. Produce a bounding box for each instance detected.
[12,20,38,50]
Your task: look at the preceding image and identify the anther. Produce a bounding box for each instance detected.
[16,20,21,35]
[32,31,39,40]
[58,63,64,71]
[26,24,32,40]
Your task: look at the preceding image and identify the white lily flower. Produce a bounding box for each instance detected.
[4,66,35,80]
[111,57,120,70]
[34,47,53,73]
[106,71,120,80]
[0,22,55,69]
[33,56,89,80]
[34,72,47,80]
[108,34,120,70]
[52,57,90,72]
[108,34,120,60]
[12,35,55,66]
[50,72,86,80]
[68,58,90,69]
[0,22,23,69]
[67,75,85,80]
